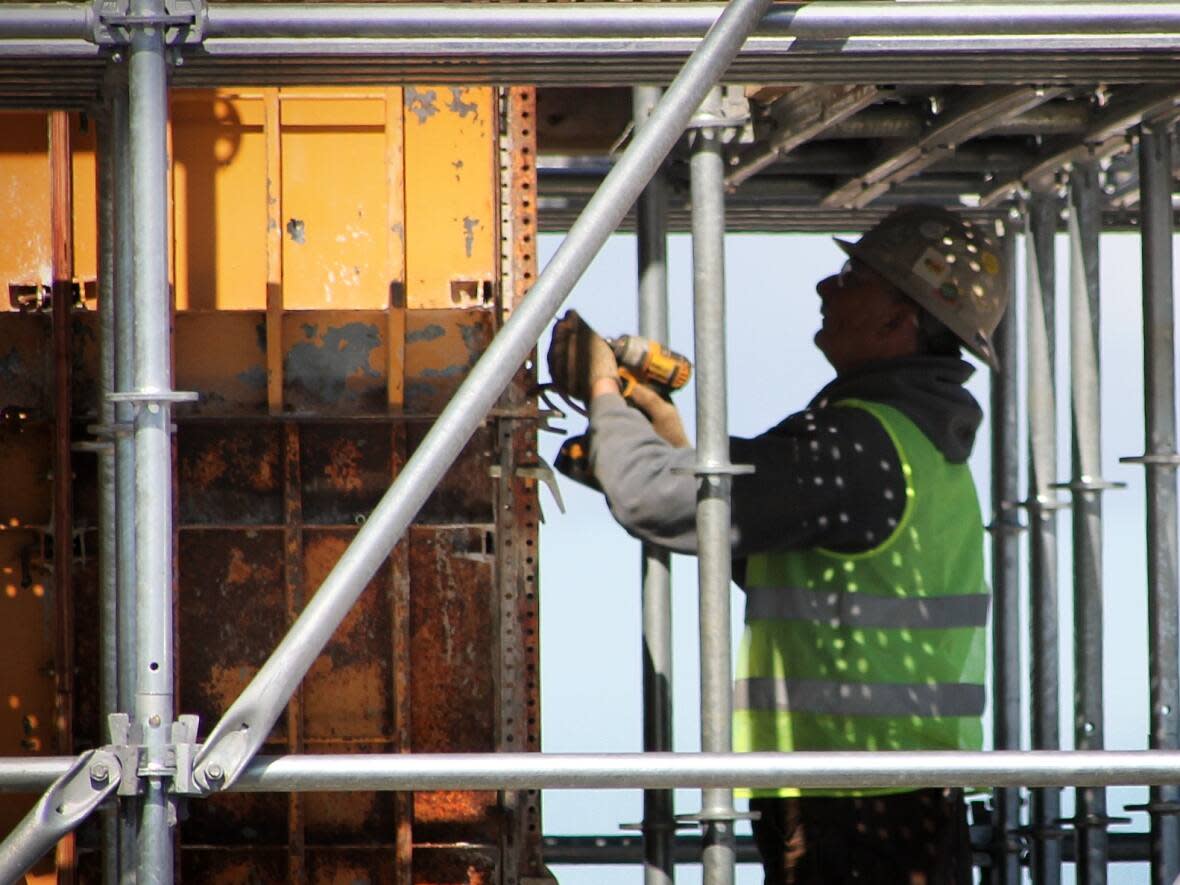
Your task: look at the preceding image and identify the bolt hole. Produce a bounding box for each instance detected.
[149,662,159,672]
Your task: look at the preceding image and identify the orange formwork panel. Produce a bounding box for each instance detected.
[0,87,546,885]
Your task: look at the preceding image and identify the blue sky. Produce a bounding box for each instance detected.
[535,228,1173,885]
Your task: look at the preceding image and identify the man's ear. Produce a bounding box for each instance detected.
[882,300,918,334]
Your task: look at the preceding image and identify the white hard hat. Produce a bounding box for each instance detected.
[834,206,1009,370]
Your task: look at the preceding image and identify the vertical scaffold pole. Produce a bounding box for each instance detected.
[990,225,1022,885]
[127,3,176,881]
[1025,190,1063,885]
[109,63,139,885]
[690,86,737,885]
[1133,121,1180,885]
[634,83,676,885]
[96,95,119,885]
[1067,157,1109,885]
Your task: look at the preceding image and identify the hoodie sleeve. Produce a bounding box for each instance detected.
[587,392,906,557]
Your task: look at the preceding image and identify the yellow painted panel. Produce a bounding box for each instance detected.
[280,97,389,310]
[172,93,268,310]
[404,86,497,309]
[70,115,98,290]
[0,113,50,295]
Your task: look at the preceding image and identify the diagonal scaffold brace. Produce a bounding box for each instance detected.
[189,0,775,794]
[0,749,122,880]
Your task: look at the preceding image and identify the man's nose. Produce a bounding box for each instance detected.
[816,274,840,297]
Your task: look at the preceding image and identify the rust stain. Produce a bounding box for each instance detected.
[323,438,364,494]
[303,531,392,740]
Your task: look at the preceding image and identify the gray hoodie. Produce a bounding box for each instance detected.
[587,356,982,561]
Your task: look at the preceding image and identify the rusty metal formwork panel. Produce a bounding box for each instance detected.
[0,87,547,884]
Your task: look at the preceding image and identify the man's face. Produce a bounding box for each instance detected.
[814,258,919,374]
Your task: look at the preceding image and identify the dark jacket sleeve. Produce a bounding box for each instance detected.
[587,392,906,557]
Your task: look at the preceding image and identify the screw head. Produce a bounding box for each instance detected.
[148,714,161,727]
[89,763,110,783]
[206,763,224,782]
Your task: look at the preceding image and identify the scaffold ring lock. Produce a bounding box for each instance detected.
[1123,800,1180,815]
[1049,478,1127,493]
[672,462,756,477]
[1120,452,1180,466]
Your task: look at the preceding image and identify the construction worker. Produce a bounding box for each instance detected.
[546,205,1008,885]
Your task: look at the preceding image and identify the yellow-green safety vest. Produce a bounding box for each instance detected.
[734,398,988,798]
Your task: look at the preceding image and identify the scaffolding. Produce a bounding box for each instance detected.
[2,2,1180,884]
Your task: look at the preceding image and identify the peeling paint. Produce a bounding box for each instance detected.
[285,321,381,404]
[390,222,404,244]
[448,88,480,120]
[301,323,317,340]
[462,217,479,258]
[234,365,267,390]
[405,86,439,125]
[286,217,306,244]
[416,365,466,380]
[406,324,445,344]
[457,322,485,365]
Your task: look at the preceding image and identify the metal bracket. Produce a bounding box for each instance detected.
[91,0,207,46]
[107,712,202,796]
[489,459,566,517]
[170,714,203,795]
[107,713,143,796]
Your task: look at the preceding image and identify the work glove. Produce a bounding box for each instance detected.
[627,383,690,449]
[547,310,619,403]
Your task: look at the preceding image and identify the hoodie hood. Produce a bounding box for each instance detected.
[810,357,983,464]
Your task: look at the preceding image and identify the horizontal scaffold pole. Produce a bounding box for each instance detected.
[7,751,1180,793]
[5,2,1180,41]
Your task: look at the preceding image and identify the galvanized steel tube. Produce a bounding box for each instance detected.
[14,750,1180,794]
[1137,121,1180,885]
[96,100,119,885]
[128,4,175,881]
[690,86,736,885]
[192,0,775,791]
[109,67,138,885]
[634,83,676,885]
[202,2,1180,40]
[1025,190,1063,885]
[1068,157,1108,885]
[990,227,1022,884]
[0,4,91,38]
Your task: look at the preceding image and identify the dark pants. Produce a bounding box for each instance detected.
[750,789,973,885]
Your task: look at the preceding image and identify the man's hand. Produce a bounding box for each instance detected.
[547,310,619,403]
[628,383,690,448]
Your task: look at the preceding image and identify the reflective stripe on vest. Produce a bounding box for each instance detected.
[745,585,990,630]
[734,677,986,718]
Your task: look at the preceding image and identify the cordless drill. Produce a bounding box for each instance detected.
[555,336,692,489]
